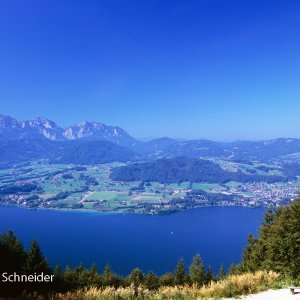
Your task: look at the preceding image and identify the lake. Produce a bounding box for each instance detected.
[0,205,265,275]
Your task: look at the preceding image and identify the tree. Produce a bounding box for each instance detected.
[205,265,214,283]
[128,268,144,286]
[24,240,52,294]
[189,254,206,286]
[73,263,89,288]
[88,263,101,286]
[228,263,238,275]
[0,230,27,272]
[0,230,27,297]
[103,264,113,286]
[54,265,64,278]
[26,240,50,274]
[241,198,300,279]
[103,264,122,287]
[53,265,66,292]
[64,265,76,289]
[174,258,186,285]
[128,268,144,298]
[241,234,259,272]
[218,264,226,280]
[145,271,160,290]
[159,272,174,286]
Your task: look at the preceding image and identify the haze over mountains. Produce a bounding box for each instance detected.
[1,114,300,165]
[0,115,138,146]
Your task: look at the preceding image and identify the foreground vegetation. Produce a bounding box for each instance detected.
[34,270,281,300]
[1,198,300,299]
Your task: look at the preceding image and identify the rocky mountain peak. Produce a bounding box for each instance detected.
[0,115,19,129]
[0,115,139,146]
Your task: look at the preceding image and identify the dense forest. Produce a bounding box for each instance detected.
[1,198,300,298]
[51,140,137,164]
[239,198,300,278]
[110,157,287,183]
[0,183,42,195]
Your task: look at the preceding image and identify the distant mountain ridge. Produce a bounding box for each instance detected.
[0,115,138,147]
[133,137,300,161]
[2,114,300,165]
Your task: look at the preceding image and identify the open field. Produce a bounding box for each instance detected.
[0,159,298,214]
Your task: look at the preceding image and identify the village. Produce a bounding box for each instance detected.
[0,166,298,214]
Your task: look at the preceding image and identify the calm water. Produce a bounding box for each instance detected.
[0,206,265,275]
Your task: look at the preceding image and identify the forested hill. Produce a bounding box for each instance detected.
[110,157,286,184]
[0,139,137,164]
[50,140,138,164]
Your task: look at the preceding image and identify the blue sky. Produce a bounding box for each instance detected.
[0,0,300,140]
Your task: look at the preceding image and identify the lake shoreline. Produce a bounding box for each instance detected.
[0,202,264,216]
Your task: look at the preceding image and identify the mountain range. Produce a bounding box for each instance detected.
[0,115,138,147]
[132,137,300,161]
[2,114,300,165]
